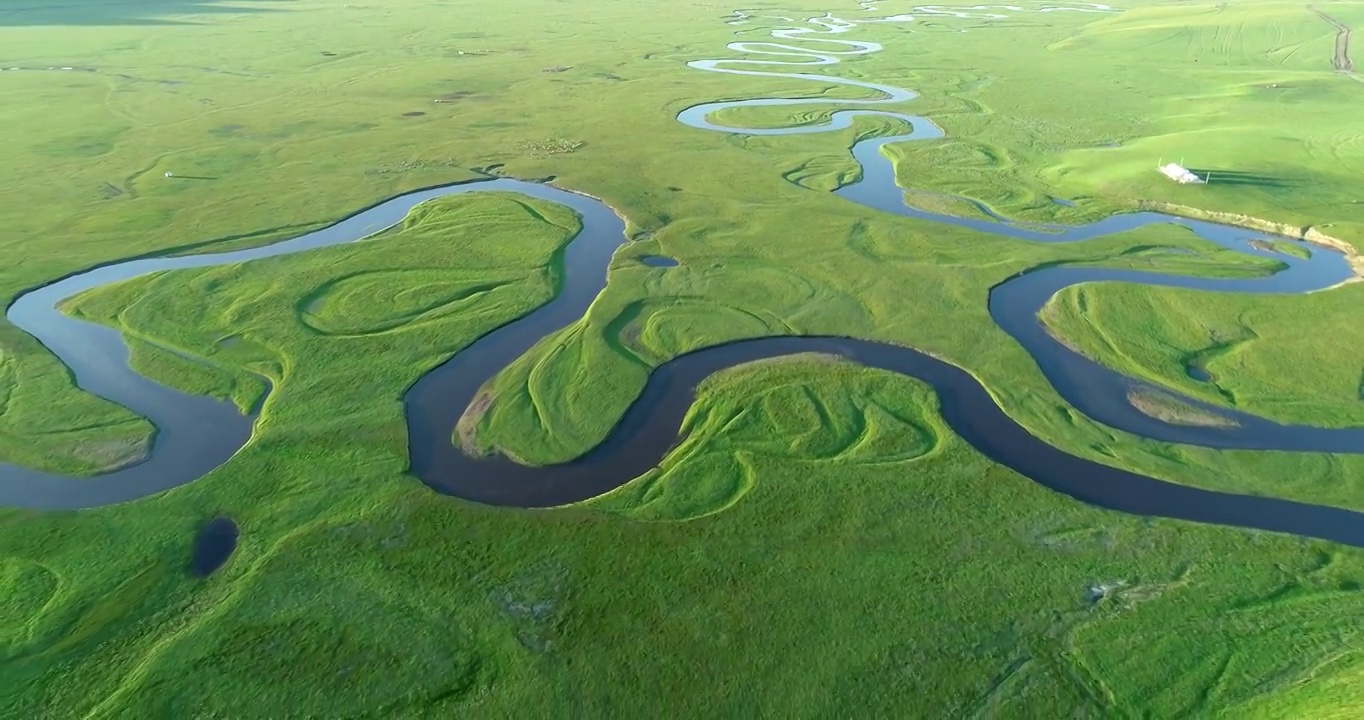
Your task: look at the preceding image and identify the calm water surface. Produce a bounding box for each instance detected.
[5,12,1364,550]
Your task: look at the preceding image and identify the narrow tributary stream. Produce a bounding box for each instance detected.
[6,8,1364,548]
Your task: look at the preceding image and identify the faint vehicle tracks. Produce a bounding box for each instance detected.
[1309,4,1355,73]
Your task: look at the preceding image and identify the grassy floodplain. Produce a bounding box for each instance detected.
[1043,280,1364,428]
[5,0,1364,715]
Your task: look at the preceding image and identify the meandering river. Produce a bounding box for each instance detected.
[6,6,1364,547]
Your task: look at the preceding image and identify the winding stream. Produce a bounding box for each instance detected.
[6,6,1364,547]
[677,6,1364,454]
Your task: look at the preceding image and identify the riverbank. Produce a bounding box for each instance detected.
[1042,275,1364,429]
[9,1,1364,716]
[1136,200,1364,278]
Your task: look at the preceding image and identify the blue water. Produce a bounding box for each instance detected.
[7,8,1364,550]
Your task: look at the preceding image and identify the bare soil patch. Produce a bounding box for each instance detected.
[1310,5,1355,73]
[456,391,493,455]
[72,437,150,472]
[1126,387,1238,429]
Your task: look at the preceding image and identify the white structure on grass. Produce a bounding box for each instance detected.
[1156,160,1206,185]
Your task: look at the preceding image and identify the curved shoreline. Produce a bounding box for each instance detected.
[1133,199,1364,277]
[415,332,1364,549]
[4,7,1364,550]
[680,9,1364,452]
[0,177,622,509]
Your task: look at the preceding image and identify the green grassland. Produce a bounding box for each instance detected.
[1042,279,1364,428]
[6,0,1364,714]
[12,339,1364,716]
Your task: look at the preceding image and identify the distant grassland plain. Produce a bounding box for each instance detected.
[6,0,1364,716]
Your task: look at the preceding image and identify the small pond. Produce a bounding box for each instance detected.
[191,517,239,577]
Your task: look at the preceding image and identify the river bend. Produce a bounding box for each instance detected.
[6,6,1364,549]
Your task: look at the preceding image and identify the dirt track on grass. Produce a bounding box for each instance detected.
[1310,5,1355,73]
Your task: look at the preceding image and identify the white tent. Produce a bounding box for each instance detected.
[1157,163,1204,184]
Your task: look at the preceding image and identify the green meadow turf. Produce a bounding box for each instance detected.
[1042,279,1364,428]
[6,0,1364,714]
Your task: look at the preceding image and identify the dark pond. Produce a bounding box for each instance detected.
[1187,364,1214,382]
[639,255,678,267]
[191,517,238,576]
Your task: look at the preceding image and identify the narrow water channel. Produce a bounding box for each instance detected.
[4,7,1364,551]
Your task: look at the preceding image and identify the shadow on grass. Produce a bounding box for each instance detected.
[1185,169,1299,188]
[0,0,292,27]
